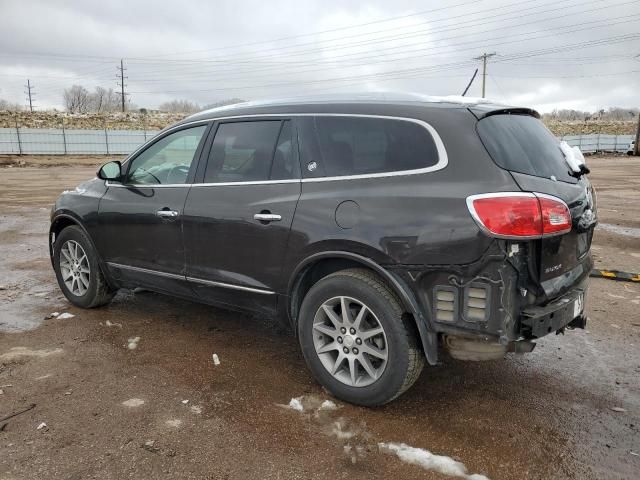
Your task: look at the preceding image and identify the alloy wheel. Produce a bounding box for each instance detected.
[59,240,90,296]
[312,296,388,387]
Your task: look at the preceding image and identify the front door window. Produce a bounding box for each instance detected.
[126,125,207,185]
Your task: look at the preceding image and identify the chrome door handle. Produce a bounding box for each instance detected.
[156,209,179,218]
[253,213,282,222]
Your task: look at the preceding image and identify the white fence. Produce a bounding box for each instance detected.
[0,128,160,155]
[559,134,634,154]
[0,127,634,155]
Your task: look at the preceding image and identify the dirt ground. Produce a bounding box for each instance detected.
[0,156,638,480]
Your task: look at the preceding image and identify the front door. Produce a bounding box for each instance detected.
[183,118,301,314]
[97,123,209,296]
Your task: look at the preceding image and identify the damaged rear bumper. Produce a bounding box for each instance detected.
[519,286,587,338]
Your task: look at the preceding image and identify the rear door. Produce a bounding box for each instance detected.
[97,123,210,296]
[182,118,301,314]
[476,113,596,297]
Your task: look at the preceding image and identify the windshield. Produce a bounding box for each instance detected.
[477,114,576,184]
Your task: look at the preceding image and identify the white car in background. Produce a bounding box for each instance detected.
[628,140,636,155]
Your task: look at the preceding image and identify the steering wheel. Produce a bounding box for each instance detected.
[166,165,190,184]
[134,167,161,184]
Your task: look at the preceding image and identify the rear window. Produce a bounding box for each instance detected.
[477,114,576,183]
[298,116,439,178]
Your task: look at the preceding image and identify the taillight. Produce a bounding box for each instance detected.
[467,192,571,239]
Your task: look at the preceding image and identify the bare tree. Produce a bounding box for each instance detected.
[158,99,201,113]
[0,99,24,111]
[63,85,91,113]
[90,87,119,113]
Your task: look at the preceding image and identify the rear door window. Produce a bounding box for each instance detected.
[204,120,297,183]
[298,116,440,178]
[476,114,576,183]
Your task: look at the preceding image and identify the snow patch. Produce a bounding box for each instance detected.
[559,141,583,173]
[379,442,490,480]
[105,320,122,328]
[127,336,140,350]
[212,353,220,365]
[288,397,304,411]
[122,398,145,407]
[56,312,75,320]
[319,400,337,411]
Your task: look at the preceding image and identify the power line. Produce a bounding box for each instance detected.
[136,0,488,59]
[123,4,640,85]
[126,33,640,95]
[125,15,640,91]
[126,0,610,69]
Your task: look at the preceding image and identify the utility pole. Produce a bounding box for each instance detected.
[473,52,496,98]
[24,79,35,112]
[634,112,640,156]
[461,68,478,97]
[116,59,128,112]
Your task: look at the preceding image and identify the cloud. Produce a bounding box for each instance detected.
[0,0,638,111]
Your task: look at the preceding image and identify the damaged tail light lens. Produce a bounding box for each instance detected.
[467,192,571,239]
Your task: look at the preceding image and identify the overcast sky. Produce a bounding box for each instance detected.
[1,0,639,112]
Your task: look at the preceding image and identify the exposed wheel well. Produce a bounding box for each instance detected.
[49,216,117,290]
[290,258,361,324]
[50,216,80,241]
[290,257,415,328]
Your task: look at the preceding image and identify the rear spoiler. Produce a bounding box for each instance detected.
[467,106,541,120]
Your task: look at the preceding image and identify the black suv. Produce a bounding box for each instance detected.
[50,93,596,406]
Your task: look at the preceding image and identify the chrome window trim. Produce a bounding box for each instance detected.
[106,181,191,188]
[186,276,275,295]
[105,113,447,188]
[192,178,299,187]
[106,262,275,295]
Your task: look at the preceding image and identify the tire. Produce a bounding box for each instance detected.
[53,225,115,308]
[298,268,424,406]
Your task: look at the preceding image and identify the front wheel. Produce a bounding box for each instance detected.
[298,268,424,406]
[53,225,115,308]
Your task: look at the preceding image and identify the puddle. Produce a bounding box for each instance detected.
[597,223,640,238]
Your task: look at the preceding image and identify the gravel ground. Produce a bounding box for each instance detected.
[0,156,638,480]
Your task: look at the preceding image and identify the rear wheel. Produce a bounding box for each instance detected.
[53,226,115,308]
[298,268,424,406]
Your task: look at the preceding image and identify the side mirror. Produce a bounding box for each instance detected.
[97,161,122,181]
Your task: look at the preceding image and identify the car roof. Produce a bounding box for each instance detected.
[181,92,538,124]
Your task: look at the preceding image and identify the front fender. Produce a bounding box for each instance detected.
[49,211,117,290]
